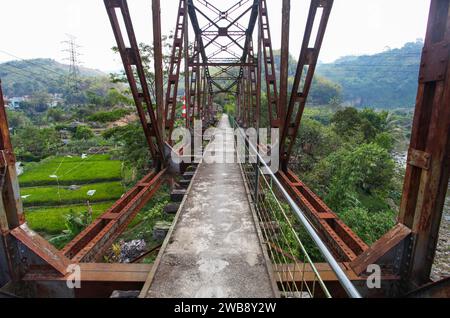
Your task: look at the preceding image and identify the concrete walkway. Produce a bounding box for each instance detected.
[142,115,277,298]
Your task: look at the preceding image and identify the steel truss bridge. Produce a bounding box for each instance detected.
[0,0,449,298]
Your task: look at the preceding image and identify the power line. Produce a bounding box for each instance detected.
[325,64,419,67]
[0,65,68,101]
[0,49,68,78]
[1,64,63,87]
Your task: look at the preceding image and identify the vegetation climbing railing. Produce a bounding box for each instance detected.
[232,117,361,298]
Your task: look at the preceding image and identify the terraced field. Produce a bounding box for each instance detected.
[19,155,125,238]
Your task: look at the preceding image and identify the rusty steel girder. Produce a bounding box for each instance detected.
[395,0,450,291]
[280,0,334,172]
[164,0,188,137]
[278,170,368,262]
[187,0,259,95]
[278,0,290,134]
[259,0,279,128]
[346,0,450,295]
[104,0,165,167]
[270,0,366,264]
[1,81,26,285]
[248,39,258,128]
[62,169,167,263]
[1,82,74,288]
[188,37,200,125]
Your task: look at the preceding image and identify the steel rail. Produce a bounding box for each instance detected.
[233,118,362,298]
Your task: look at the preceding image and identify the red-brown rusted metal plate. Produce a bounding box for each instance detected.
[279,170,368,262]
[63,169,167,262]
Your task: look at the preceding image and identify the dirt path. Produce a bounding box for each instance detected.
[107,113,138,129]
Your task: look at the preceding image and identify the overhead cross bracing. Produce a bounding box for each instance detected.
[187,0,259,94]
[0,0,449,299]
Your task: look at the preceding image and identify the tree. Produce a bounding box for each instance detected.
[324,143,395,212]
[46,107,66,123]
[105,88,133,107]
[342,143,395,193]
[316,41,423,108]
[309,76,342,106]
[103,123,151,182]
[12,126,61,161]
[291,119,341,173]
[6,110,31,130]
[111,35,175,101]
[74,126,94,140]
[331,107,362,139]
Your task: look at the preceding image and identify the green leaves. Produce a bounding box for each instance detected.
[12,126,61,162]
[73,125,94,140]
[339,207,396,245]
[87,108,131,123]
[103,123,151,183]
[292,107,404,244]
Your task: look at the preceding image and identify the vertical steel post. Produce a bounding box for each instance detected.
[254,154,260,207]
[254,2,263,208]
[197,66,203,119]
[279,0,290,134]
[184,0,190,128]
[164,0,187,139]
[398,0,450,291]
[201,70,207,120]
[104,0,165,166]
[152,0,165,140]
[0,80,25,284]
[259,0,280,128]
[188,37,200,127]
[280,0,334,172]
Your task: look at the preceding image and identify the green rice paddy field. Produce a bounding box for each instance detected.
[19,155,124,237]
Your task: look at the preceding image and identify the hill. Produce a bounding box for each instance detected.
[272,50,342,106]
[316,41,422,108]
[0,58,106,96]
[1,41,424,109]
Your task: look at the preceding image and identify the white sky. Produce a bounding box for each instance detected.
[0,0,430,72]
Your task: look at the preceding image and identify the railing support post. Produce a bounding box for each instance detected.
[254,155,260,207]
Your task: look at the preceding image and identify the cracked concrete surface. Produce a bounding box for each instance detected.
[144,115,276,298]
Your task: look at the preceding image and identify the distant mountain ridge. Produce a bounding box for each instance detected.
[0,58,106,96]
[1,42,424,109]
[316,41,423,108]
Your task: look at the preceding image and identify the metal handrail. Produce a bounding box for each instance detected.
[232,117,362,298]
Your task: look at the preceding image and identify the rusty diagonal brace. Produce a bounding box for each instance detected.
[280,0,334,171]
[104,0,166,168]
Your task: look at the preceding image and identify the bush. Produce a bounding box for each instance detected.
[103,123,151,182]
[87,109,131,123]
[74,125,95,140]
[339,207,397,244]
[12,126,61,162]
[306,143,395,212]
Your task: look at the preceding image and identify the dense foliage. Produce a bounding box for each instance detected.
[87,108,132,123]
[103,123,152,184]
[291,107,411,244]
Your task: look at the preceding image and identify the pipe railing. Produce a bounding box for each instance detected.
[232,116,362,298]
